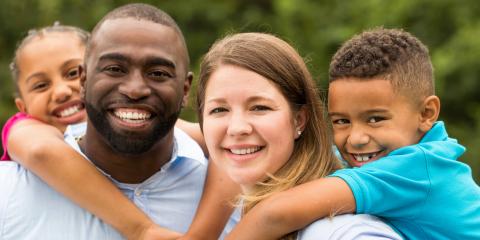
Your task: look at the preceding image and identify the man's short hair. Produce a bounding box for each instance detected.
[329,27,434,103]
[86,3,189,65]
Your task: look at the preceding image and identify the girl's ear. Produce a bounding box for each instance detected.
[14,98,27,113]
[294,106,308,139]
[419,95,440,133]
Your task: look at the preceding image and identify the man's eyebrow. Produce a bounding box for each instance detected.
[98,53,130,63]
[145,57,176,69]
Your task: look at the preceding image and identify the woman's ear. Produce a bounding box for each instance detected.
[294,106,308,139]
[419,95,440,133]
[14,98,27,113]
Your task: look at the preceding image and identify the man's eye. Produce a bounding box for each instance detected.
[148,70,172,79]
[104,65,125,74]
[332,119,349,125]
[65,66,80,80]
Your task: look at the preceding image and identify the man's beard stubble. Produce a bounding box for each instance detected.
[85,101,180,155]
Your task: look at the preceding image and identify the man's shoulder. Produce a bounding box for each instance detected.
[174,127,207,166]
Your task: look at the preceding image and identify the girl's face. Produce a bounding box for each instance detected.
[202,65,303,192]
[15,32,86,132]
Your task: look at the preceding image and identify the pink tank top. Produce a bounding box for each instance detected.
[1,112,31,160]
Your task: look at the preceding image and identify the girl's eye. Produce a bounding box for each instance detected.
[368,116,385,123]
[251,105,271,111]
[65,66,81,80]
[209,107,228,115]
[332,119,349,125]
[31,81,49,91]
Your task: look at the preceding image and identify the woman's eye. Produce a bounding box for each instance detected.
[209,107,228,115]
[65,66,80,80]
[251,105,271,111]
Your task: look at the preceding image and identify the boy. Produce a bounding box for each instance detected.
[226,28,480,239]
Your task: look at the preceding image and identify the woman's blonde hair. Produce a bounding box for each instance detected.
[197,32,342,239]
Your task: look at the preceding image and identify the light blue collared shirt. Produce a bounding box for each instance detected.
[0,123,228,239]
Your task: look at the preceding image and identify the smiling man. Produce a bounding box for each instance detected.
[0,3,219,239]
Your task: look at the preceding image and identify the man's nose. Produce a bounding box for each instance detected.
[226,112,253,137]
[118,71,151,100]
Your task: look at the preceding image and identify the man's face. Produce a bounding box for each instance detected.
[83,18,191,154]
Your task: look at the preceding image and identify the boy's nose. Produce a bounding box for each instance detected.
[227,112,253,137]
[347,127,370,148]
[118,71,151,100]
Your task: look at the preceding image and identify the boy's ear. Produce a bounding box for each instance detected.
[294,106,308,139]
[419,95,440,132]
[14,98,27,113]
[79,64,87,99]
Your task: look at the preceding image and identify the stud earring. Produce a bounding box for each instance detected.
[297,130,302,136]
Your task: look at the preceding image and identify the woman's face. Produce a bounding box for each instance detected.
[202,65,302,192]
[15,32,86,132]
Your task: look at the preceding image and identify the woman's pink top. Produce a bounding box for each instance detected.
[1,112,31,161]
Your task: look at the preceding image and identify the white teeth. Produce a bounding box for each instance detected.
[353,152,378,162]
[59,105,80,117]
[230,147,261,155]
[114,110,151,122]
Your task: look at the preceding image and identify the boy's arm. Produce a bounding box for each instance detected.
[182,161,240,240]
[7,119,180,240]
[226,177,355,240]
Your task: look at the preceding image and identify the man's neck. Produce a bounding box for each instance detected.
[78,127,175,184]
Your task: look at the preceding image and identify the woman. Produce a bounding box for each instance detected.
[196,32,403,239]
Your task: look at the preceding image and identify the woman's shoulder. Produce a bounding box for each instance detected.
[297,214,403,240]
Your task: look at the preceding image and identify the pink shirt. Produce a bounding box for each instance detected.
[1,112,31,161]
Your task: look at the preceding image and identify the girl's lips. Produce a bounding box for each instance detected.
[54,109,86,125]
[224,145,265,165]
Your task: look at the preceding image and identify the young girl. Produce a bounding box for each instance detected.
[196,32,402,239]
[2,23,180,239]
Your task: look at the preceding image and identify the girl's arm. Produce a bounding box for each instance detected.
[7,119,180,240]
[175,119,208,155]
[226,177,355,240]
[182,162,240,239]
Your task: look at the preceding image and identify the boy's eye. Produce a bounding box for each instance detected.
[65,66,81,80]
[368,116,385,123]
[332,119,350,125]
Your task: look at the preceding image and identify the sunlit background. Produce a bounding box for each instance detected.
[1,0,479,182]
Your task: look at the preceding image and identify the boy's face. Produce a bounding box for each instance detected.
[328,78,424,167]
[15,32,87,132]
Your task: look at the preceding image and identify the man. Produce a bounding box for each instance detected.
[0,3,217,239]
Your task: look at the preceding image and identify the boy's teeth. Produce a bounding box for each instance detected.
[231,147,261,155]
[60,105,80,117]
[353,153,378,162]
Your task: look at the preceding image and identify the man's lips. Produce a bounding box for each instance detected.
[109,107,155,128]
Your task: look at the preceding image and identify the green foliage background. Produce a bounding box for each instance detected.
[0,0,479,182]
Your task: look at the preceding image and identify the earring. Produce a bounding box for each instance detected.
[297,129,302,136]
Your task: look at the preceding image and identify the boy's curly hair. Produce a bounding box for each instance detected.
[329,27,434,104]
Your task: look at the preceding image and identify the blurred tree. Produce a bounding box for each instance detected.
[0,0,478,182]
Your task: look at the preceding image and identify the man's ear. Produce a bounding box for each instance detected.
[182,71,193,107]
[294,106,308,139]
[419,95,440,132]
[15,97,27,113]
[79,64,87,100]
